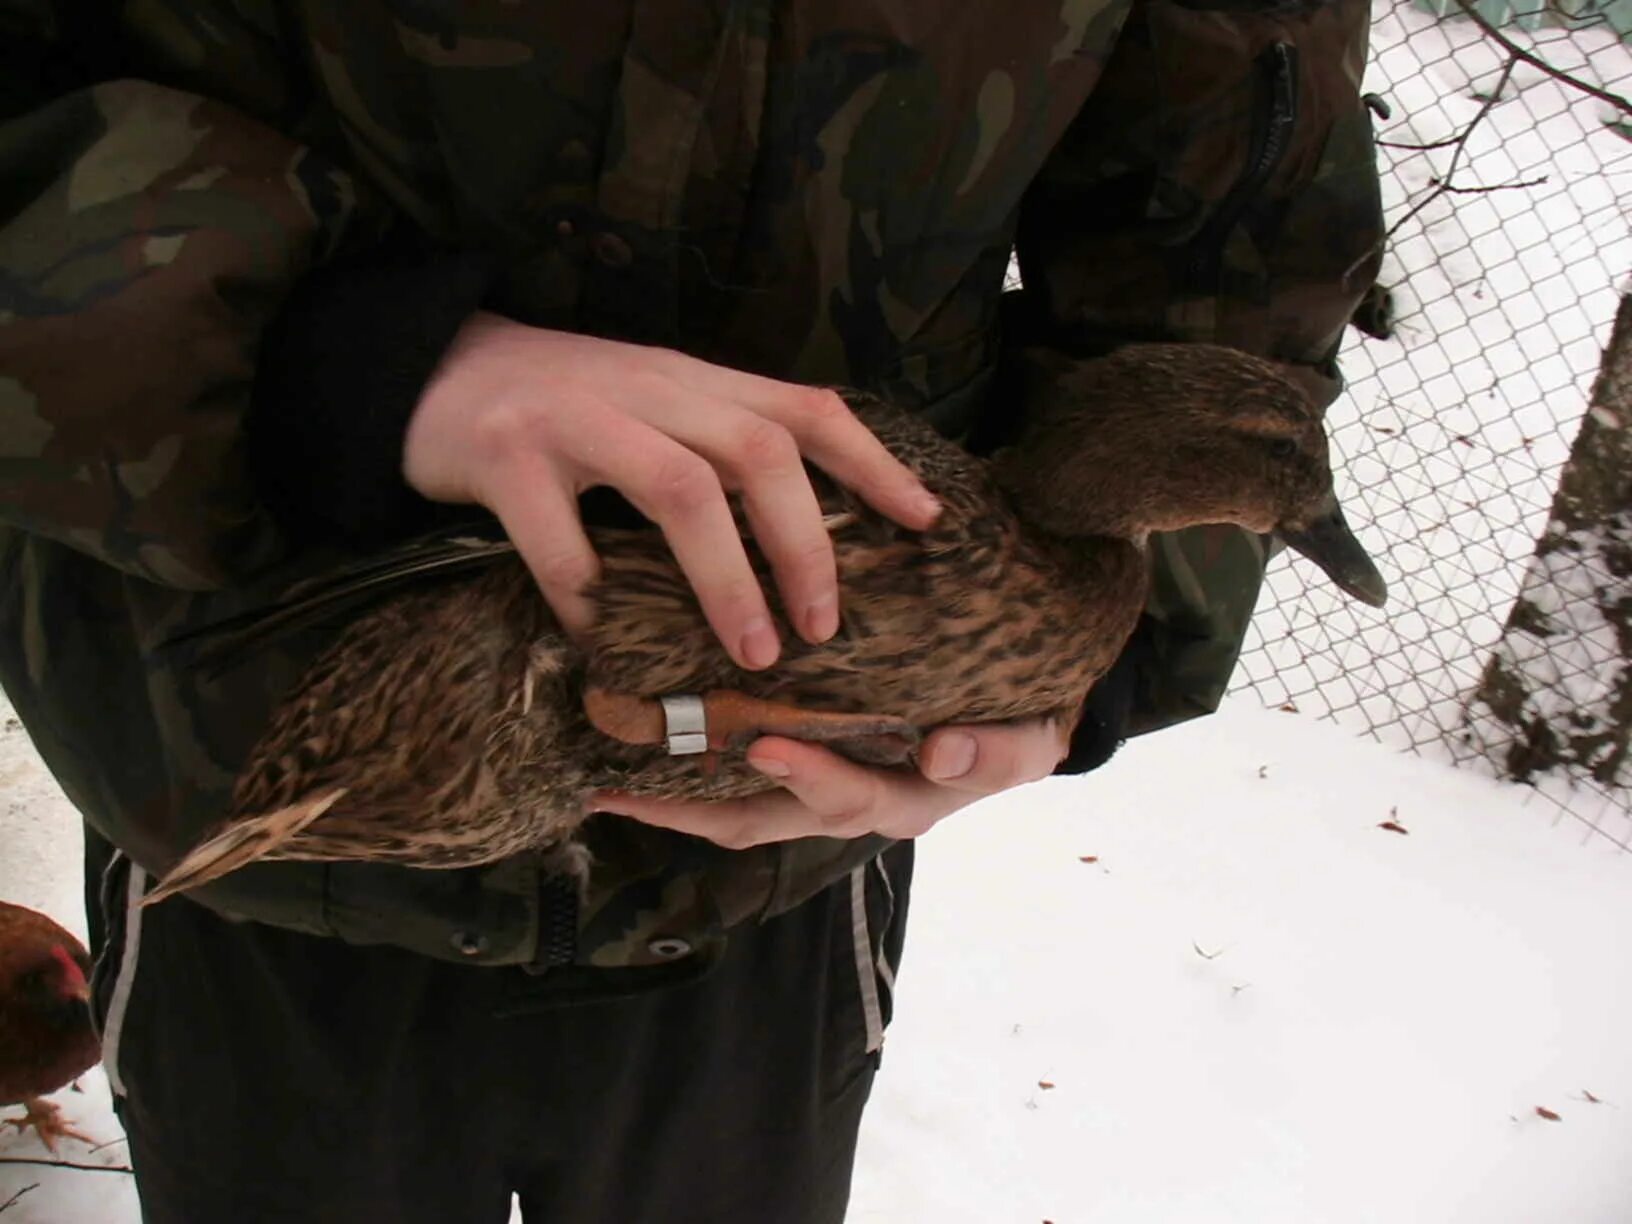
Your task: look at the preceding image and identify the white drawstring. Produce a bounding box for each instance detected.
[848,866,885,1055]
[100,861,149,1098]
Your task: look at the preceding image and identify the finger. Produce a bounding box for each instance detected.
[625,387,838,643]
[652,355,940,533]
[483,457,600,637]
[743,738,954,839]
[564,414,779,670]
[772,388,942,531]
[917,721,1066,795]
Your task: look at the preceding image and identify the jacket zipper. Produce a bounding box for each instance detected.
[1188,41,1298,292]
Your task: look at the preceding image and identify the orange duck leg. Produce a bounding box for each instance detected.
[584,688,920,763]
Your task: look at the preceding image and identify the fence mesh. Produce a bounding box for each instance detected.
[1231,0,1632,847]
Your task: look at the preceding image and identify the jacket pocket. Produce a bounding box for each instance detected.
[1146,0,1383,359]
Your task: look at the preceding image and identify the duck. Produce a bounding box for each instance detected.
[142,343,1387,905]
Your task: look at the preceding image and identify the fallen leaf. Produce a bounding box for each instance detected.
[1279,702,1299,713]
[1535,1106,1562,1122]
[1582,1090,1603,1104]
[1078,855,1099,864]
[1378,820,1409,835]
[1038,1080,1056,1090]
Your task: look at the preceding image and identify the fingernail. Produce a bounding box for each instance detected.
[740,618,780,669]
[913,491,942,523]
[748,752,791,778]
[804,592,839,642]
[924,731,976,781]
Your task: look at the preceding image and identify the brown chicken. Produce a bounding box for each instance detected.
[0,901,99,1152]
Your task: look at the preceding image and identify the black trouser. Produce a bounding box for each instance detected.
[84,832,911,1224]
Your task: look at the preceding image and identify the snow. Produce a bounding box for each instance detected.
[5,694,1631,1222]
[850,704,1632,1224]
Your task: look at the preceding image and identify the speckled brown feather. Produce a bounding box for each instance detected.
[147,344,1370,901]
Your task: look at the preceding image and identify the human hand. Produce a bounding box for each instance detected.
[589,719,1071,848]
[402,314,941,669]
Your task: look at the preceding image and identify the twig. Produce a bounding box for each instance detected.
[0,1157,133,1175]
[1343,55,1520,283]
[1431,175,1550,194]
[1450,0,1632,117]
[1378,135,1465,151]
[1440,56,1518,187]
[0,1184,38,1215]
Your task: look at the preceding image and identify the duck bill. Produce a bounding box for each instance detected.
[1278,495,1388,608]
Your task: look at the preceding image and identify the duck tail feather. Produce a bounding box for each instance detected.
[140,789,348,908]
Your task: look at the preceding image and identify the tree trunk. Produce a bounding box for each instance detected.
[1471,293,1632,786]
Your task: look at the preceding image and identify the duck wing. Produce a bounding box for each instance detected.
[580,399,1024,733]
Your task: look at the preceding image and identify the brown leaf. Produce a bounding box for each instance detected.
[1078,855,1099,864]
[1038,1080,1056,1090]
[1378,820,1409,835]
[1582,1090,1603,1105]
[1535,1106,1562,1122]
[1279,702,1299,713]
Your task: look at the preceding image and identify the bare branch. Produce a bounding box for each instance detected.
[1344,56,1522,282]
[1441,55,1518,186]
[1432,175,1551,194]
[0,1185,39,1216]
[0,1157,134,1175]
[1378,135,1465,151]
[1450,0,1632,116]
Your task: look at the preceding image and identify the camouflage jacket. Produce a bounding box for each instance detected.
[0,0,1382,982]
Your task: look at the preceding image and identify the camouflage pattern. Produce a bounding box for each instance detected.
[0,0,1382,974]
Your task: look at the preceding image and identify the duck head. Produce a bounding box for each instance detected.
[993,344,1388,607]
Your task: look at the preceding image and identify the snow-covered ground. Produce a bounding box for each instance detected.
[4,696,1630,1222]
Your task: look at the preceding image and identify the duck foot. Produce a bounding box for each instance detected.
[584,688,919,760]
[3,1097,94,1153]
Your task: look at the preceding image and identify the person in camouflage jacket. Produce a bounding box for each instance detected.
[0,0,1382,1219]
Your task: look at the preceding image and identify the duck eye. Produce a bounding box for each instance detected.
[1269,438,1297,459]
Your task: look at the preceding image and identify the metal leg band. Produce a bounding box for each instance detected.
[661,694,709,755]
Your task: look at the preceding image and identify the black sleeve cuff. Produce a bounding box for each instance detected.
[249,239,498,548]
[1055,618,1152,775]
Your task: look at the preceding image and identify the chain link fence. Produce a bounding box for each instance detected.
[1232,0,1632,847]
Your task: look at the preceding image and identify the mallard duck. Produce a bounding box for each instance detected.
[143,343,1387,904]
